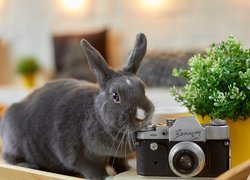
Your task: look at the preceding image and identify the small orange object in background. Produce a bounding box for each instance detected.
[0,104,6,120]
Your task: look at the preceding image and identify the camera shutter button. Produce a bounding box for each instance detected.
[162,130,168,136]
[150,142,158,151]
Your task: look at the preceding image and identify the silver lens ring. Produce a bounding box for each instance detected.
[169,141,205,178]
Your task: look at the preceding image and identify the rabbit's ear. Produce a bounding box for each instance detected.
[80,39,114,89]
[123,33,147,74]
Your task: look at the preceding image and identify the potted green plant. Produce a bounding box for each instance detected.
[170,36,250,167]
[16,56,40,88]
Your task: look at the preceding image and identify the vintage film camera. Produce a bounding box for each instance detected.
[136,117,230,178]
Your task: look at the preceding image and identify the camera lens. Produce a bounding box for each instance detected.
[169,141,205,178]
[173,150,197,174]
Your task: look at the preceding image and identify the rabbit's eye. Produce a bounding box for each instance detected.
[112,92,120,103]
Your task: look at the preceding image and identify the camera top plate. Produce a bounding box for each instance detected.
[136,116,229,141]
[169,117,205,142]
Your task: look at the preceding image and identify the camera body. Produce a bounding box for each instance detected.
[136,117,230,178]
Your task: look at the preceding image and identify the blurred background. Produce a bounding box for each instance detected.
[0,0,250,107]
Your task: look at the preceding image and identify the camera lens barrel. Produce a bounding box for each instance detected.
[169,141,205,178]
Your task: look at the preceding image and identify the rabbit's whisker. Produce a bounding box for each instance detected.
[131,132,135,147]
[124,132,128,170]
[127,131,131,152]
[127,131,133,152]
[107,125,125,167]
[112,131,126,167]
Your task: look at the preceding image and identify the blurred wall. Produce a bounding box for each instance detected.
[0,0,250,71]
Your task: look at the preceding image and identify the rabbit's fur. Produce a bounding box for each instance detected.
[1,33,154,179]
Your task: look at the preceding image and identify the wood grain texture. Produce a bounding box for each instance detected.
[0,163,84,180]
[216,159,250,180]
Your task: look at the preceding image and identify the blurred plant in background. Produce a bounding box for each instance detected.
[16,56,41,88]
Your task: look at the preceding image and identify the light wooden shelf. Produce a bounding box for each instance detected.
[0,163,84,180]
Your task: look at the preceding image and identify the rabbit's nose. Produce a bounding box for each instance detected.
[136,107,146,121]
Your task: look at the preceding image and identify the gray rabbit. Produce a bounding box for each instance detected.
[1,33,154,179]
